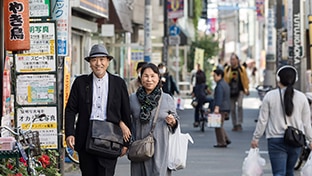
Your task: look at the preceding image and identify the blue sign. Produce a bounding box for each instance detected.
[169,25,180,36]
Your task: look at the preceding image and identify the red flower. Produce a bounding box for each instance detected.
[15,173,23,176]
[19,157,28,167]
[6,163,13,170]
[38,154,51,168]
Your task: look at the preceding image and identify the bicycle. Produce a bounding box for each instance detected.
[0,113,45,176]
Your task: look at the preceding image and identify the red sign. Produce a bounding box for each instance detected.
[4,0,30,51]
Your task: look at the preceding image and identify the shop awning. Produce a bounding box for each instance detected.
[109,0,133,33]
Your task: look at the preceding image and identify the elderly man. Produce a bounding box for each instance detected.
[65,44,131,176]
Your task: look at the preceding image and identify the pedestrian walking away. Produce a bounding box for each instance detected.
[251,65,312,176]
[212,69,231,148]
[65,44,132,176]
[129,63,179,176]
[224,53,249,131]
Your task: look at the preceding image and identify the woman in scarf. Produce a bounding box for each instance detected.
[129,63,179,176]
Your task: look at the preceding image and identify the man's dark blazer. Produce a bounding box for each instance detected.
[65,72,131,152]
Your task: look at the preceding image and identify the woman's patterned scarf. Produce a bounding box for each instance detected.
[136,85,162,123]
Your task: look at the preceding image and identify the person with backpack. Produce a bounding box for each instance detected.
[224,53,249,131]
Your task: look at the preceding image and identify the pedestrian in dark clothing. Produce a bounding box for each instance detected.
[193,63,207,127]
[158,63,180,96]
[65,44,132,176]
[212,69,231,148]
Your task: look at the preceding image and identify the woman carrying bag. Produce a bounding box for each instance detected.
[129,63,179,176]
[250,65,312,176]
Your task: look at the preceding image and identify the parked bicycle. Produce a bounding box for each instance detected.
[0,113,45,176]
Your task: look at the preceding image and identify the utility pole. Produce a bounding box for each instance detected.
[144,0,152,62]
[162,0,168,65]
[263,0,276,87]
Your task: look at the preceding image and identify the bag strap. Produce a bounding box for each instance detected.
[150,94,163,134]
[278,87,288,125]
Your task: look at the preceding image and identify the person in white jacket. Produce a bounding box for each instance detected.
[251,65,312,176]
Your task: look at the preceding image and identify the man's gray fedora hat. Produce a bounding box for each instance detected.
[84,44,114,62]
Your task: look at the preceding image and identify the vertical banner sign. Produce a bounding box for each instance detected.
[266,8,275,61]
[16,22,56,73]
[194,48,204,70]
[167,0,184,19]
[256,0,265,22]
[52,0,69,56]
[287,0,293,60]
[63,57,71,110]
[292,0,302,66]
[4,0,30,51]
[2,56,11,117]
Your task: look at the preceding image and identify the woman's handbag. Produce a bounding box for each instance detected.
[127,133,154,162]
[284,126,305,147]
[168,125,194,171]
[128,95,162,162]
[279,88,306,147]
[86,120,124,159]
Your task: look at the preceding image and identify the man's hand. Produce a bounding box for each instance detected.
[66,136,75,150]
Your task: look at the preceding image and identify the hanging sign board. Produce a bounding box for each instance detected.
[16,74,56,105]
[167,0,184,19]
[17,106,58,149]
[4,0,30,51]
[16,22,56,73]
[29,0,51,18]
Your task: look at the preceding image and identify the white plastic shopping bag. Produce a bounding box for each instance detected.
[242,148,266,176]
[301,151,312,176]
[174,96,185,110]
[168,125,194,171]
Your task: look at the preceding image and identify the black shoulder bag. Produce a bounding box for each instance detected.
[86,120,124,159]
[279,88,305,147]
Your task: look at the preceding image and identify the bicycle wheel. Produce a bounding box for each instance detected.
[65,147,79,164]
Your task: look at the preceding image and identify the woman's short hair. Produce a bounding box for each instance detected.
[140,63,160,77]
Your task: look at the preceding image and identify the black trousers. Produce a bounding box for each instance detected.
[78,150,118,176]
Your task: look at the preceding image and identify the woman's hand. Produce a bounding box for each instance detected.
[165,113,176,127]
[119,121,131,142]
[250,139,258,148]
